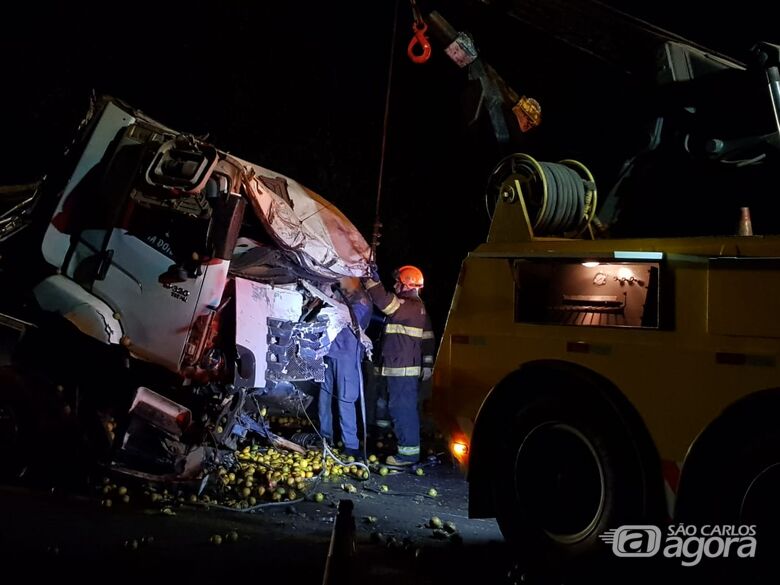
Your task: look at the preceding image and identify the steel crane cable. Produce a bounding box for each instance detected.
[371,0,401,263]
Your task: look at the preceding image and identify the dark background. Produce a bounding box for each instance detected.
[1,0,778,337]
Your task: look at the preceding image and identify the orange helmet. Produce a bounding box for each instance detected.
[394,265,424,288]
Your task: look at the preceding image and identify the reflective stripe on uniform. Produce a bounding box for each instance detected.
[398,445,420,456]
[380,296,402,315]
[364,279,380,290]
[381,366,422,377]
[385,323,424,337]
[422,330,434,339]
[423,355,434,364]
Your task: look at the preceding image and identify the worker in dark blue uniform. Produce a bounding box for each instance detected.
[318,277,372,458]
[363,265,435,465]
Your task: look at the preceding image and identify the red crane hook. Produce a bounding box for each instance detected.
[407,20,432,64]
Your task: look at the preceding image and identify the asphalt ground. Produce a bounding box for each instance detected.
[0,454,512,584]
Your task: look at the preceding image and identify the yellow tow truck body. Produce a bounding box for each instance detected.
[430,157,780,577]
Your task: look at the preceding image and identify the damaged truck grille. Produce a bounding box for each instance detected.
[265,317,329,383]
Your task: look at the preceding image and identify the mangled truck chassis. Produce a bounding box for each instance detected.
[0,96,371,483]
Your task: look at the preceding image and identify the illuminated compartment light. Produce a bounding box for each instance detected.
[613,251,663,260]
[581,261,600,268]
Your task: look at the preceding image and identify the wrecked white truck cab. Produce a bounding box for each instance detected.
[0,96,371,479]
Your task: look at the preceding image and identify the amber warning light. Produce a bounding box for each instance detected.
[451,438,470,463]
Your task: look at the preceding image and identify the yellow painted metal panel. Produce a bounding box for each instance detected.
[708,259,780,338]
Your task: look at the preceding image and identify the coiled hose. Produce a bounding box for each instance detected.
[486,153,597,237]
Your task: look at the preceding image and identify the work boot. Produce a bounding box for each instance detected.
[344,447,363,460]
[385,455,415,467]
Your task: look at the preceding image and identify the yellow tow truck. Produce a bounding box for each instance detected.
[431,8,780,579]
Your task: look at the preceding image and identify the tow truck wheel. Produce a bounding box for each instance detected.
[491,386,653,577]
[676,401,780,581]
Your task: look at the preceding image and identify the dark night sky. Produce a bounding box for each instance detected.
[1,1,778,336]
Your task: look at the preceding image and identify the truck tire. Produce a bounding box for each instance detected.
[676,406,780,581]
[491,386,654,578]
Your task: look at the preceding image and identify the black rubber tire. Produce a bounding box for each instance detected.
[491,384,654,579]
[676,408,780,583]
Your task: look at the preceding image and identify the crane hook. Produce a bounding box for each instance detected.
[407,21,431,64]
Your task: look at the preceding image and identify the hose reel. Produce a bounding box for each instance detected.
[487,153,597,238]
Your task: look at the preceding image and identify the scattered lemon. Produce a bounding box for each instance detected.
[379,485,389,493]
[427,488,438,497]
[415,468,425,476]
[314,492,325,503]
[210,534,223,545]
[379,467,389,476]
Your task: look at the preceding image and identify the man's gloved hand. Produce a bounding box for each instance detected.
[365,262,380,282]
[422,367,433,382]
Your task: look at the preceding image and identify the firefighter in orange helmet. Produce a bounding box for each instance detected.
[363,265,435,465]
